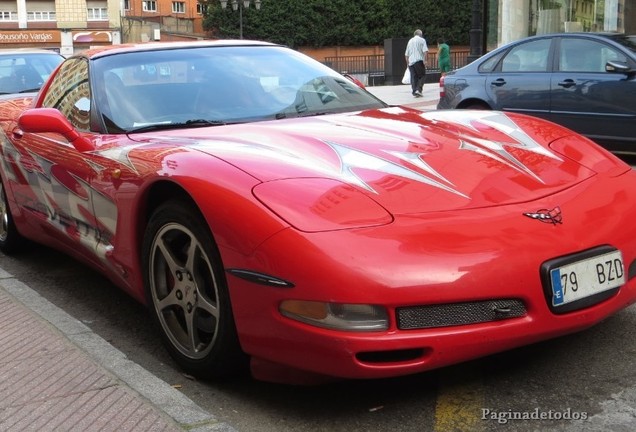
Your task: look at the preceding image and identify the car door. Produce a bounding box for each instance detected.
[550,36,636,148]
[8,57,118,267]
[485,37,553,119]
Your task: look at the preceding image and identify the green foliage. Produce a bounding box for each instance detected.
[203,0,472,48]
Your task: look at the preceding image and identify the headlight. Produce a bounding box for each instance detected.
[253,178,392,232]
[279,300,389,331]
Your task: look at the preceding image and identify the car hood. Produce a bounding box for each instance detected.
[135,107,600,214]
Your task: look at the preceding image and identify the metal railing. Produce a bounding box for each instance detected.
[323,54,385,76]
[324,49,469,77]
[426,50,470,72]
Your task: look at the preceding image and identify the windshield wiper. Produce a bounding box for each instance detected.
[128,119,226,133]
[298,111,330,117]
[273,111,331,120]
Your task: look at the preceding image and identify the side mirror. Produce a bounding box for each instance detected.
[605,60,633,75]
[18,108,94,152]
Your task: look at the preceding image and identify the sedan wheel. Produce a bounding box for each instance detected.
[143,200,246,379]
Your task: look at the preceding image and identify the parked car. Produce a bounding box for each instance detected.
[0,48,64,95]
[437,33,636,156]
[3,40,636,385]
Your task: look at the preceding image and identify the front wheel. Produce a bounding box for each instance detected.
[0,179,24,254]
[142,200,247,379]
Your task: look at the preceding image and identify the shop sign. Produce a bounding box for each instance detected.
[0,31,60,44]
[72,31,113,43]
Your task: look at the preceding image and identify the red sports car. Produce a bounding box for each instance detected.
[1,40,636,385]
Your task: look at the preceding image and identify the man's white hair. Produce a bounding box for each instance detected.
[414,29,422,36]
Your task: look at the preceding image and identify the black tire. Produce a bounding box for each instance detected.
[142,199,248,379]
[462,102,490,110]
[0,179,24,254]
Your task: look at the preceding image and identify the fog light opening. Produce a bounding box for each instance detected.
[356,348,427,364]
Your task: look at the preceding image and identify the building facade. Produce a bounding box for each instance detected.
[485,0,635,51]
[0,0,207,55]
[0,0,122,55]
[122,0,207,42]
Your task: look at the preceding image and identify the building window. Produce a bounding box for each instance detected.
[172,2,185,13]
[87,7,108,20]
[0,11,17,21]
[124,0,130,10]
[196,3,208,15]
[143,1,157,12]
[27,11,56,21]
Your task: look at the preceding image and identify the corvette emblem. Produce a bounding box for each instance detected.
[523,207,562,225]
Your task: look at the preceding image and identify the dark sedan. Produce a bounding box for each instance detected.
[437,33,636,156]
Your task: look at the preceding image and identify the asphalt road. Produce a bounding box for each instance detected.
[2,244,636,432]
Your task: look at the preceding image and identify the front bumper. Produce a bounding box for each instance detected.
[224,172,636,383]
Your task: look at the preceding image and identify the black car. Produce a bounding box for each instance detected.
[437,33,636,156]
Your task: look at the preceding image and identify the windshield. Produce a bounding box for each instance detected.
[0,53,63,94]
[91,45,386,133]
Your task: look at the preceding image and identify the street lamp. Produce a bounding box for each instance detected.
[219,0,262,39]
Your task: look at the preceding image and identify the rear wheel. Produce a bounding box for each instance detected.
[0,179,24,254]
[142,199,247,379]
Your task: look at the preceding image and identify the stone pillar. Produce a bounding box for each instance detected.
[16,0,27,28]
[499,0,529,46]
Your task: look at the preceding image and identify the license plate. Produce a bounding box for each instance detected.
[550,249,625,307]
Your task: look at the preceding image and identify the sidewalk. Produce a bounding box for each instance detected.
[0,268,236,432]
[366,82,439,110]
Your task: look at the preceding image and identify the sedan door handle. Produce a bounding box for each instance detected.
[558,79,576,88]
[490,78,507,87]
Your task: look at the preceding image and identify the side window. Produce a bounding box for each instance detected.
[479,51,504,73]
[559,38,627,72]
[42,58,91,132]
[501,39,551,72]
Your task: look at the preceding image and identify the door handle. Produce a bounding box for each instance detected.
[558,79,576,88]
[490,78,506,87]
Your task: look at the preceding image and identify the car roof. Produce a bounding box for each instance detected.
[518,32,632,45]
[0,48,62,56]
[490,32,636,57]
[525,31,623,38]
[77,39,279,60]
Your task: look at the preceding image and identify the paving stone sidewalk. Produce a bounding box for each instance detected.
[0,269,236,432]
[366,82,439,110]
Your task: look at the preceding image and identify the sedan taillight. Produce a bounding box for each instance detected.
[439,75,445,99]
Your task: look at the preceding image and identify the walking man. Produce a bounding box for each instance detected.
[405,29,428,97]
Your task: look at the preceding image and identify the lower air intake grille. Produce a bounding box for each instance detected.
[397,299,526,330]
